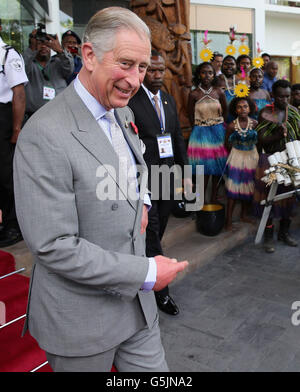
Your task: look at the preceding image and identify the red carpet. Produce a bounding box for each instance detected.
[0,251,51,372]
[0,250,117,372]
[0,250,15,276]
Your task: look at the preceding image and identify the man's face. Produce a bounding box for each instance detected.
[239,58,251,73]
[262,55,270,67]
[62,36,79,55]
[143,55,165,94]
[36,39,51,61]
[212,55,223,71]
[89,29,150,110]
[250,70,264,89]
[274,87,291,110]
[292,89,300,107]
[222,58,236,77]
[267,63,278,79]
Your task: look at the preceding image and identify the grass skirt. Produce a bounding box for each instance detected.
[187,123,228,176]
[225,147,259,201]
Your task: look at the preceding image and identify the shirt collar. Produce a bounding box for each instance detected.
[0,37,5,47]
[142,84,161,101]
[74,76,108,121]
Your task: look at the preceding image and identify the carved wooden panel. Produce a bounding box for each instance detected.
[130,0,192,137]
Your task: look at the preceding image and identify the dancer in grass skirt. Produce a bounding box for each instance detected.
[224,97,259,230]
[187,62,228,203]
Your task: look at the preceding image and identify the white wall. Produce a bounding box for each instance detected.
[191,0,266,54]
[265,13,300,56]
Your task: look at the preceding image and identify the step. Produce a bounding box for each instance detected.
[161,214,196,250]
[165,221,258,286]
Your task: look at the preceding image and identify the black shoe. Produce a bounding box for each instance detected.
[0,228,23,248]
[278,218,298,247]
[264,226,275,253]
[278,232,298,247]
[0,226,5,240]
[156,295,179,316]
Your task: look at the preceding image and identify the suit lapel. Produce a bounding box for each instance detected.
[115,109,148,211]
[64,84,137,210]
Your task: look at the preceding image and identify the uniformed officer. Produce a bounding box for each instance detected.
[61,30,82,85]
[0,19,28,247]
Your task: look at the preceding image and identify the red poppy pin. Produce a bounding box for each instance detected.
[130,121,139,135]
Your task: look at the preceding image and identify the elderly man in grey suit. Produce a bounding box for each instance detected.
[13,7,188,372]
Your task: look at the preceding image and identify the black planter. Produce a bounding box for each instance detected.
[196,204,225,236]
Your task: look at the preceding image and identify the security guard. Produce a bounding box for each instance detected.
[0,19,28,247]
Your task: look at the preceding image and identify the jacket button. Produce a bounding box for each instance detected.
[112,203,118,211]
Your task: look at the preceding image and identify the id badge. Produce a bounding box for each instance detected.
[43,86,56,100]
[157,133,174,158]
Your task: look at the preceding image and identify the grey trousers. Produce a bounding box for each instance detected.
[46,316,169,372]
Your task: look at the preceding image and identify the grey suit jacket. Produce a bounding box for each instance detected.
[13,83,158,357]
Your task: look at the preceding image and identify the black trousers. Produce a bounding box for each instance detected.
[0,103,18,230]
[146,199,174,298]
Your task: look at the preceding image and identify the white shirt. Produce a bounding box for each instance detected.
[0,37,28,103]
[142,84,166,131]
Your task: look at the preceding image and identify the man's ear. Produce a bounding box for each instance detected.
[81,42,97,71]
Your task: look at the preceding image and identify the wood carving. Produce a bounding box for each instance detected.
[130,0,193,137]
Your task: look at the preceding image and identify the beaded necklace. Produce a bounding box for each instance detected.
[234,117,253,137]
[224,75,236,96]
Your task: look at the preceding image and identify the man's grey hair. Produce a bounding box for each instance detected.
[83,7,151,62]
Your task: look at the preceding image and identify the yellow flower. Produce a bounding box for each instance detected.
[252,56,264,69]
[226,45,236,56]
[234,83,249,98]
[239,45,250,56]
[200,48,213,62]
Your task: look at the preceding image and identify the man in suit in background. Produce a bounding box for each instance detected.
[129,50,189,316]
[14,7,188,372]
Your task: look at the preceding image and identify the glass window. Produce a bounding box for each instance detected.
[59,0,130,39]
[272,56,291,81]
[0,0,46,52]
[191,30,253,66]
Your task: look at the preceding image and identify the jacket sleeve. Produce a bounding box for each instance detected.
[22,47,38,78]
[55,49,74,78]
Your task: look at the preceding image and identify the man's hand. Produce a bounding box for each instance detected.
[141,205,148,234]
[46,34,63,54]
[153,255,189,292]
[29,29,37,51]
